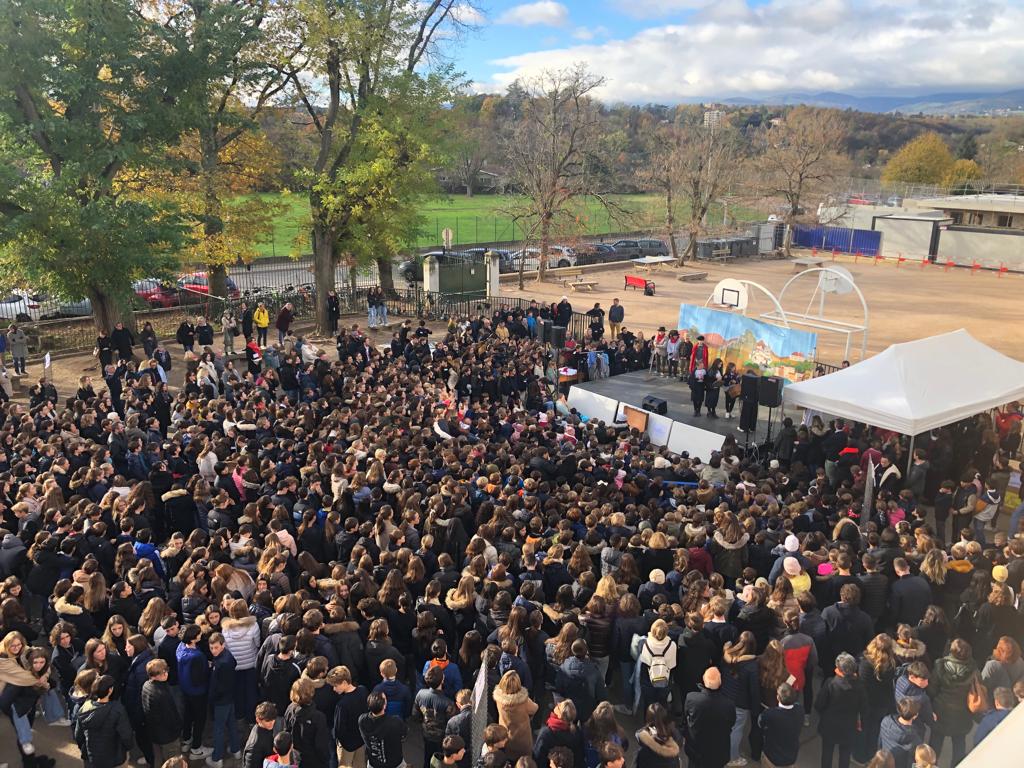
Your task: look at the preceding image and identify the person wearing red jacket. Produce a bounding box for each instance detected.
[689,335,709,373]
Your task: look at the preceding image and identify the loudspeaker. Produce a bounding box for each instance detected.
[739,399,759,433]
[740,372,760,400]
[550,325,567,348]
[539,318,552,343]
[641,395,668,415]
[758,376,784,408]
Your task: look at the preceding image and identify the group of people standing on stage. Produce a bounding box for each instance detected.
[651,329,742,420]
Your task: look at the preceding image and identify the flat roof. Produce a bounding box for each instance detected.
[916,194,1024,214]
[875,211,952,222]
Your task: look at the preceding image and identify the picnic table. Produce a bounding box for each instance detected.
[631,255,676,272]
[792,257,825,272]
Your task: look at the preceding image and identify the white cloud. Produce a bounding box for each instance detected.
[572,26,610,41]
[452,3,486,25]
[496,1,570,27]
[484,0,1024,102]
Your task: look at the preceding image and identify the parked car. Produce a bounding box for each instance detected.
[612,239,668,258]
[134,278,180,308]
[508,246,577,271]
[0,290,47,322]
[576,243,620,264]
[885,195,904,207]
[177,272,241,300]
[55,297,93,317]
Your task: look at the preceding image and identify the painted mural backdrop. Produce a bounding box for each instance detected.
[677,304,819,383]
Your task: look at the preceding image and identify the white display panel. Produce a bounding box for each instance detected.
[667,420,726,461]
[567,387,619,424]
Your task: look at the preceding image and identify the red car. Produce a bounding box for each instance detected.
[133,279,180,308]
[177,272,241,300]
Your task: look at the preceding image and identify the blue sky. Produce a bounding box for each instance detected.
[451,0,1024,103]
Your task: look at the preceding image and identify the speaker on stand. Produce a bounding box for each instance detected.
[738,372,760,455]
[550,325,567,349]
[539,318,552,344]
[758,376,784,452]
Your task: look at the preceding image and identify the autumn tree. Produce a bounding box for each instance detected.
[941,158,983,192]
[504,65,617,283]
[153,0,300,298]
[881,132,954,185]
[289,0,470,332]
[638,116,741,266]
[754,106,848,256]
[0,0,198,331]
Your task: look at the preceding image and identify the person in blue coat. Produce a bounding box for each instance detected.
[177,624,212,760]
[974,687,1015,747]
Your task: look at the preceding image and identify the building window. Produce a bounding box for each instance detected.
[997,214,1014,228]
[950,212,963,225]
[968,212,984,226]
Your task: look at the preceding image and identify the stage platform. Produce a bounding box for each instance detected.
[571,370,781,446]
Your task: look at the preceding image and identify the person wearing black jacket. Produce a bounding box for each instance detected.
[683,668,735,768]
[331,666,370,768]
[359,691,408,768]
[821,584,875,668]
[890,558,932,628]
[607,299,624,339]
[110,322,135,362]
[243,702,280,768]
[758,683,803,768]
[285,677,333,768]
[74,674,135,768]
[815,653,866,768]
[209,633,241,768]
[261,636,302,715]
[141,658,184,766]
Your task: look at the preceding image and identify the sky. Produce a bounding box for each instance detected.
[452,0,1024,103]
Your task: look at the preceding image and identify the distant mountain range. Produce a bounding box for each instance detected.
[717,89,1024,115]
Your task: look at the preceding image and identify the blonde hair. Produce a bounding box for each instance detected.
[496,670,523,695]
[650,619,669,641]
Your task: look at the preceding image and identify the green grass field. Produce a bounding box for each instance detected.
[248,192,763,257]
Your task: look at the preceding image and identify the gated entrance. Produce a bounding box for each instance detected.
[436,252,487,300]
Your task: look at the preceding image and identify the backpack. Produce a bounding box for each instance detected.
[644,641,670,688]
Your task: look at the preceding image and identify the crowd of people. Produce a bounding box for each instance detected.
[0,293,1021,768]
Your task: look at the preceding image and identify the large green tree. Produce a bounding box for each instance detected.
[290,0,469,331]
[0,0,199,330]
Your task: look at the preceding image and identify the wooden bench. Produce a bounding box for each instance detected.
[792,257,825,272]
[624,275,655,294]
[566,280,597,292]
[677,271,709,283]
[555,267,583,280]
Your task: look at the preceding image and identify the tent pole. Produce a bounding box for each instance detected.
[906,434,916,477]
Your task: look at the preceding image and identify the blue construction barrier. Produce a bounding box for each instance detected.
[792,225,881,256]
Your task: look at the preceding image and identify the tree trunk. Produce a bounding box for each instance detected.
[200,125,228,299]
[536,215,550,282]
[208,263,228,305]
[683,226,700,264]
[311,218,337,336]
[88,286,133,335]
[376,255,398,298]
[517,252,526,291]
[666,186,680,265]
[783,221,794,257]
[465,179,474,197]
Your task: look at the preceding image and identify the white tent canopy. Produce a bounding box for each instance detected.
[783,329,1024,435]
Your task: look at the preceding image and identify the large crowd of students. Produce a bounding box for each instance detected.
[0,299,1022,768]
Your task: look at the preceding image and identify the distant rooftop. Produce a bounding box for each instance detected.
[915,194,1024,214]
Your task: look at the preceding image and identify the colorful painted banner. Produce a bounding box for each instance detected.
[677,304,819,382]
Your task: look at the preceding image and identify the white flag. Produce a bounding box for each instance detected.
[44,352,51,368]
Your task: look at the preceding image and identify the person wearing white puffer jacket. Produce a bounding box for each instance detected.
[223,598,261,723]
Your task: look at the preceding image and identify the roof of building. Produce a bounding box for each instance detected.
[916,194,1024,214]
